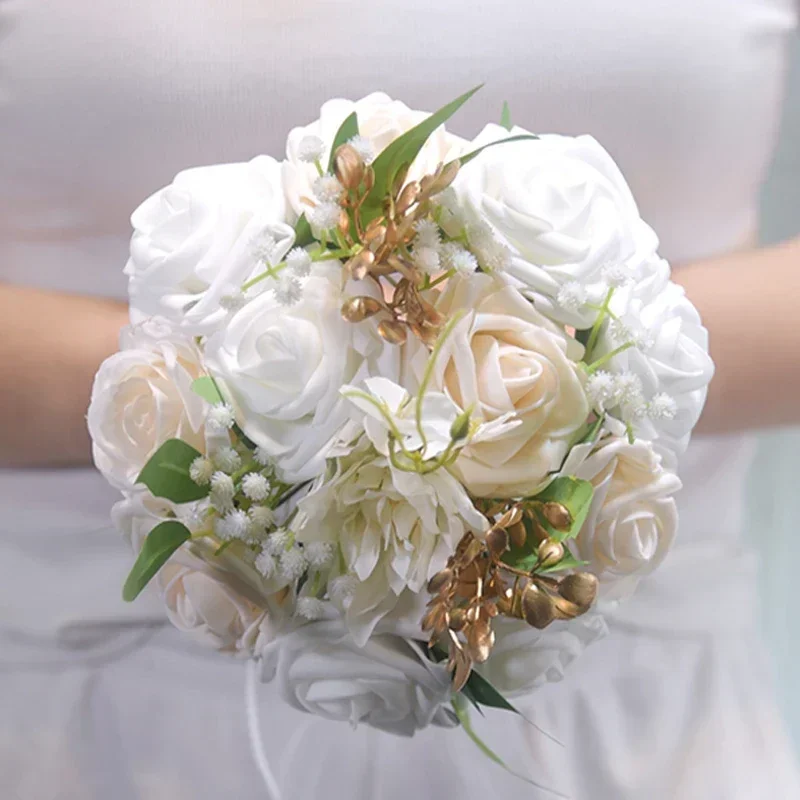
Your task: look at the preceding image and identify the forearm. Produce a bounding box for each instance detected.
[675,236,800,434]
[0,284,127,467]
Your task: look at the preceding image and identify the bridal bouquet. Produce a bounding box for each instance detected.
[89,88,713,747]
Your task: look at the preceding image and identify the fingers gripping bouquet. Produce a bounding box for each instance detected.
[90,88,713,752]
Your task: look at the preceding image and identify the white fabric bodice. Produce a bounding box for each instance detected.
[1,2,799,799]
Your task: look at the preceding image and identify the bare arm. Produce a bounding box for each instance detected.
[0,284,127,467]
[676,235,800,434]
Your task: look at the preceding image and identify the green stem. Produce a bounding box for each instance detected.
[427,269,456,290]
[585,341,634,374]
[584,287,614,361]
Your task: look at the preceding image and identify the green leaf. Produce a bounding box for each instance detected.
[462,669,519,714]
[294,213,314,248]
[361,85,483,219]
[530,476,594,543]
[500,100,512,131]
[136,439,209,503]
[191,376,223,405]
[327,111,359,172]
[539,550,589,575]
[122,521,190,601]
[447,133,539,171]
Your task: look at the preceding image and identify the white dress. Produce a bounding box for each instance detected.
[1,2,799,798]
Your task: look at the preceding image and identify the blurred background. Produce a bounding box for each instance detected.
[756,36,800,752]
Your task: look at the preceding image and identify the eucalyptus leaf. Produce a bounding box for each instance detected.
[530,476,594,543]
[294,213,314,248]
[538,550,589,575]
[462,669,519,714]
[327,111,359,172]
[191,376,224,405]
[136,439,208,503]
[122,521,190,601]
[361,85,483,220]
[500,100,512,131]
[445,133,539,171]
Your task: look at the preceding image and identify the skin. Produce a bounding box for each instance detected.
[0,234,797,467]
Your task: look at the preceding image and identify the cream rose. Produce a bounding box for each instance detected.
[259,617,455,736]
[204,263,398,482]
[408,274,590,497]
[563,437,681,600]
[283,92,467,220]
[111,495,271,655]
[448,125,657,327]
[125,156,292,333]
[88,320,207,491]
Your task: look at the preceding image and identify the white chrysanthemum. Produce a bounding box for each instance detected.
[307,201,342,232]
[648,393,678,421]
[329,574,358,605]
[206,403,236,434]
[212,446,242,474]
[219,291,246,312]
[312,173,343,203]
[285,247,313,277]
[305,541,334,569]
[296,597,326,620]
[556,281,587,312]
[297,135,326,163]
[254,446,273,468]
[249,505,276,530]
[264,528,291,556]
[189,457,214,486]
[585,370,617,413]
[348,135,375,165]
[602,263,632,288]
[297,439,487,645]
[466,221,511,272]
[413,246,441,275]
[242,473,270,501]
[218,509,250,541]
[613,372,644,407]
[440,242,478,275]
[414,219,441,249]
[280,546,308,581]
[179,500,212,533]
[209,472,235,511]
[273,274,303,307]
[251,230,279,265]
[255,550,277,579]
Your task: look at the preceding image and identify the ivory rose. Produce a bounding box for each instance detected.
[283,92,467,220]
[448,124,658,327]
[563,437,681,600]
[88,320,207,490]
[125,156,292,333]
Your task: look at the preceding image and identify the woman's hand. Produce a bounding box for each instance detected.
[676,236,800,434]
[0,284,128,467]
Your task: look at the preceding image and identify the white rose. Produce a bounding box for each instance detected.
[597,257,714,461]
[283,92,467,219]
[88,320,207,490]
[449,125,658,326]
[111,494,271,655]
[563,437,681,600]
[408,274,590,497]
[125,156,292,333]
[479,614,608,697]
[297,437,486,646]
[259,617,456,736]
[204,263,398,482]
